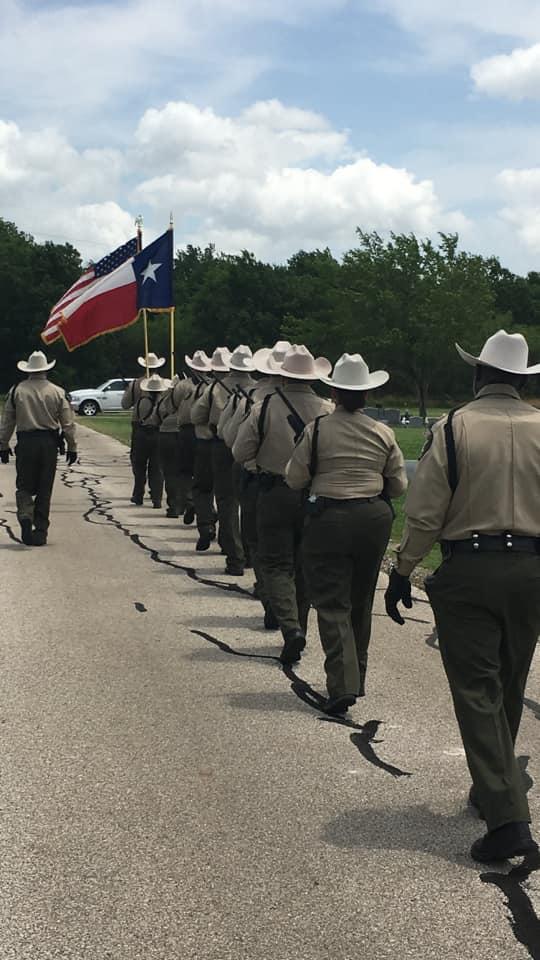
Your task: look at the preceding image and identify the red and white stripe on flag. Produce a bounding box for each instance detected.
[41,267,96,344]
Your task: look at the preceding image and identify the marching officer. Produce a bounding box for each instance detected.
[233,344,332,663]
[122,352,166,505]
[218,341,292,628]
[0,350,77,546]
[286,353,407,714]
[152,375,184,518]
[131,373,168,508]
[171,373,196,525]
[187,349,219,552]
[192,346,256,575]
[385,329,540,862]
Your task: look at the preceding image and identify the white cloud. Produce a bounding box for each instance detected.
[472,43,540,99]
[369,0,540,45]
[496,168,540,253]
[0,100,466,263]
[364,0,540,70]
[0,0,344,137]
[0,120,133,256]
[133,100,349,177]
[133,100,466,260]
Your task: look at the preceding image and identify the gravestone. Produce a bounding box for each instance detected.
[364,407,380,420]
[408,416,425,429]
[382,408,400,425]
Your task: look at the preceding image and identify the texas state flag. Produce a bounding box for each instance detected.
[58,229,174,351]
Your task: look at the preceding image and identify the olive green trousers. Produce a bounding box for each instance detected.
[211,440,244,568]
[192,439,215,534]
[302,498,392,699]
[15,431,58,534]
[426,552,540,831]
[257,482,309,635]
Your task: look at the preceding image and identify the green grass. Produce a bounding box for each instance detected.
[78,412,133,445]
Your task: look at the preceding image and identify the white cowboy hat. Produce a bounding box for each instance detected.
[229,344,256,372]
[266,344,331,381]
[253,340,292,374]
[320,353,389,391]
[185,350,212,372]
[17,350,56,373]
[455,329,540,376]
[140,374,172,392]
[210,346,232,372]
[137,352,166,369]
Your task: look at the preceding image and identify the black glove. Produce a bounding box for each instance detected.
[0,448,11,464]
[385,567,413,625]
[66,450,78,465]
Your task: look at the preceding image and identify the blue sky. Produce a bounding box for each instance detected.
[2,0,540,272]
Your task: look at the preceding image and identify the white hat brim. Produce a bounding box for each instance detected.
[210,362,230,372]
[320,369,389,391]
[253,349,278,376]
[229,360,256,372]
[185,354,211,372]
[18,359,56,372]
[140,377,172,391]
[455,342,540,375]
[280,358,332,381]
[138,356,165,369]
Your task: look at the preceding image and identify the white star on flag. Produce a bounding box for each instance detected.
[141,259,162,283]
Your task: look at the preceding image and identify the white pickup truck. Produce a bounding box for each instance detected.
[68,378,133,416]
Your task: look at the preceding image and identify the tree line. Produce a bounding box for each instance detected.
[2,217,539,415]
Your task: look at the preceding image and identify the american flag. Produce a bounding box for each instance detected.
[41,237,138,345]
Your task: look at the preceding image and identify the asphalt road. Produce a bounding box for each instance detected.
[1,426,540,960]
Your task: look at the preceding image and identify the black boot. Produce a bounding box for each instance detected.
[279,629,306,665]
[20,519,33,546]
[196,530,212,552]
[183,506,195,525]
[32,531,47,546]
[471,822,538,862]
[324,694,356,716]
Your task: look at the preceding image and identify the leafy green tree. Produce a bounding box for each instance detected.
[340,231,502,416]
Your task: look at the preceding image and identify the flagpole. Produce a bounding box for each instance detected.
[143,309,150,378]
[170,307,175,378]
[135,214,149,374]
[169,212,175,378]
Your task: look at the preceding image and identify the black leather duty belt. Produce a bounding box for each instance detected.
[442,534,540,556]
[319,496,381,506]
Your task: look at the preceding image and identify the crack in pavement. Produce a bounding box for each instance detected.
[191,628,411,778]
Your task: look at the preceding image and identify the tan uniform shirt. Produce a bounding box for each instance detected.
[233,381,333,476]
[121,377,144,421]
[286,406,407,499]
[396,384,540,576]
[151,390,178,433]
[220,377,282,470]
[0,374,77,451]
[135,392,163,427]
[173,379,195,428]
[191,373,257,433]
[190,381,213,439]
